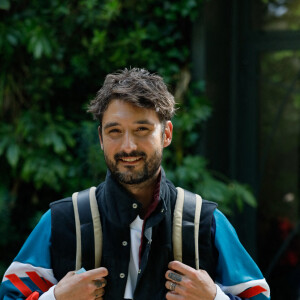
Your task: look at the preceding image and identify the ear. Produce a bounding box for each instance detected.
[163,121,173,148]
[98,126,103,150]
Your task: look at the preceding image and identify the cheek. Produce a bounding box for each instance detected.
[144,135,164,150]
[102,139,119,154]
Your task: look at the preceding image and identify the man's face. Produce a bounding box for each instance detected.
[99,99,172,185]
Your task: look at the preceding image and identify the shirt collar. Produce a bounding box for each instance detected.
[98,168,168,226]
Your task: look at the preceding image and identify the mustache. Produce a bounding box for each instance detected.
[114,151,147,160]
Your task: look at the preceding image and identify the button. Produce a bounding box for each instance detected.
[132,203,138,209]
[138,269,141,274]
[147,240,152,244]
[120,273,125,278]
[161,209,164,213]
[122,241,128,246]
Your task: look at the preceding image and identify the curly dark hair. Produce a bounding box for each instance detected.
[87,68,175,126]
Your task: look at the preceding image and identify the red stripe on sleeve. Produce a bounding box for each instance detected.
[5,274,32,297]
[26,272,53,292]
[26,291,40,300]
[238,286,267,298]
[44,278,54,287]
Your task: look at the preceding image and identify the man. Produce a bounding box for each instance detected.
[0,68,270,300]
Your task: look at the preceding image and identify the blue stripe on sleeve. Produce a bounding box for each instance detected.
[214,209,264,286]
[251,293,270,300]
[14,210,52,269]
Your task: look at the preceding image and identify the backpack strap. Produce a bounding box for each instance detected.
[72,187,102,270]
[71,186,203,272]
[173,187,203,270]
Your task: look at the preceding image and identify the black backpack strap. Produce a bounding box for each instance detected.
[173,187,202,270]
[72,187,102,270]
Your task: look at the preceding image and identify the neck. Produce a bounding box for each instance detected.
[121,169,161,217]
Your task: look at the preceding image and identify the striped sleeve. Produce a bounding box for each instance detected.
[0,210,58,300]
[213,209,270,299]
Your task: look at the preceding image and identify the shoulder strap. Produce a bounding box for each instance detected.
[72,186,202,271]
[72,187,102,270]
[173,187,202,270]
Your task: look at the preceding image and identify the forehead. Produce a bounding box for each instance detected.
[102,99,160,124]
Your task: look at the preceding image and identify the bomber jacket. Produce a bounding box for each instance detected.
[0,169,270,300]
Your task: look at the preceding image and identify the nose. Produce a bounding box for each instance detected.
[121,132,137,153]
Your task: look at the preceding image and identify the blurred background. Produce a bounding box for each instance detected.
[0,0,299,299]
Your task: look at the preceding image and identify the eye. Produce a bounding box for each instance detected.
[137,127,148,131]
[136,126,151,136]
[107,128,122,137]
[109,128,121,133]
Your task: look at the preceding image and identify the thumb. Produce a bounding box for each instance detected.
[86,267,109,279]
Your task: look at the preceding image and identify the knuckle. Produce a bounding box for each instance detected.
[190,269,198,279]
[80,272,89,280]
[200,269,208,276]
[86,282,96,293]
[181,289,188,297]
[185,279,194,289]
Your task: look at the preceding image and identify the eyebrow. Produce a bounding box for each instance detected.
[135,120,155,125]
[103,122,120,130]
[103,120,155,130]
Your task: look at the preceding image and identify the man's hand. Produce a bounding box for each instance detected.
[54,267,108,300]
[165,261,216,300]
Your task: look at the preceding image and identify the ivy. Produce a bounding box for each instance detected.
[0,0,256,275]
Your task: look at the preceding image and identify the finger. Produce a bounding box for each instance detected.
[93,278,107,288]
[94,288,105,298]
[168,261,196,276]
[165,281,180,293]
[82,267,109,280]
[165,281,186,299]
[166,271,183,283]
[165,289,183,300]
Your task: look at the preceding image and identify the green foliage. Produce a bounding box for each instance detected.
[0,0,256,275]
[0,111,76,190]
[163,81,256,215]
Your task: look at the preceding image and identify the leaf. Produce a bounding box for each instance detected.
[52,134,66,154]
[6,144,20,167]
[230,182,257,209]
[34,41,43,59]
[0,137,9,156]
[6,34,18,46]
[238,185,257,207]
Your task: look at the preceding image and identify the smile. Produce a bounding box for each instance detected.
[120,157,142,162]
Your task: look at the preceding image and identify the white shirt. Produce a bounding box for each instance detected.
[124,215,144,299]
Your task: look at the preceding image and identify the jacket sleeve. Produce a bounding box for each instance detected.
[0,210,58,300]
[213,209,270,300]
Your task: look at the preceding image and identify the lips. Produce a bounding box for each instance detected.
[120,157,141,162]
[115,151,146,163]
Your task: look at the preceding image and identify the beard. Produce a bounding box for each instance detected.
[103,149,162,185]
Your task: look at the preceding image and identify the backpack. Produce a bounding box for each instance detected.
[71,186,203,271]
